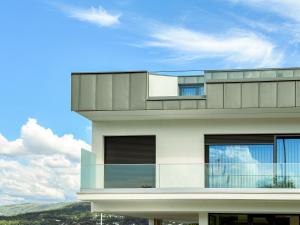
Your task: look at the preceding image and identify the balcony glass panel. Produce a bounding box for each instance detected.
[206,163,300,188]
[159,164,204,188]
[81,149,97,190]
[104,164,156,188]
[81,149,300,190]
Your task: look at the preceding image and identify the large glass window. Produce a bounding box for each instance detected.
[276,136,300,164]
[276,136,300,188]
[205,135,300,188]
[210,214,298,225]
[179,84,204,96]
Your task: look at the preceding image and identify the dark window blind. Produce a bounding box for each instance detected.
[104,136,155,164]
[205,134,274,145]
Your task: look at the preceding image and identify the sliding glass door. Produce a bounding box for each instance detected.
[205,135,300,188]
[276,136,300,188]
[210,214,298,225]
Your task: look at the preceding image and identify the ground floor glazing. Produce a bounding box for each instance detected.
[209,214,299,225]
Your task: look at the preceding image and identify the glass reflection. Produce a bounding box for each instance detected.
[207,144,274,188]
[104,164,155,188]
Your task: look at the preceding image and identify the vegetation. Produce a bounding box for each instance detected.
[0,202,148,225]
[261,176,296,188]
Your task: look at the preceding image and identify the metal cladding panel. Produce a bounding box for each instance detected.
[277,81,295,107]
[79,75,96,110]
[163,101,180,110]
[224,83,241,108]
[296,81,300,107]
[277,70,293,78]
[198,100,206,108]
[205,72,212,80]
[130,73,147,110]
[242,83,259,108]
[260,70,276,79]
[180,100,198,109]
[206,83,224,108]
[112,74,130,110]
[96,75,112,110]
[259,82,277,107]
[183,76,198,83]
[294,70,300,78]
[212,72,227,80]
[178,76,204,84]
[228,72,243,80]
[71,75,79,111]
[244,71,260,79]
[146,101,163,110]
[178,77,185,83]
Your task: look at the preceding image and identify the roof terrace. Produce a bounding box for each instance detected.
[71,67,300,120]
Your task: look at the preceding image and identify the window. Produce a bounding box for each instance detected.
[205,135,274,188]
[104,136,156,188]
[205,134,274,164]
[104,136,155,164]
[209,214,297,225]
[179,84,204,96]
[205,135,300,188]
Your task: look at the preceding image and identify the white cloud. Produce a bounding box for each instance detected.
[61,5,121,27]
[145,26,283,67]
[231,0,300,23]
[0,119,90,205]
[209,146,273,188]
[0,118,90,161]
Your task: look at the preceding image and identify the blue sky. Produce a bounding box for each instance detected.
[1,0,300,143]
[1,0,300,204]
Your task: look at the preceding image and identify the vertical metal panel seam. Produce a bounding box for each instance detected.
[93,75,98,110]
[276,81,278,107]
[293,81,297,107]
[78,75,81,110]
[222,83,224,108]
[95,76,98,110]
[293,69,295,78]
[144,73,147,110]
[112,75,115,110]
[239,83,242,109]
[129,74,132,110]
[258,82,261,108]
[93,75,96,110]
[110,75,113,110]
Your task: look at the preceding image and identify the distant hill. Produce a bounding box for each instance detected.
[0,202,148,225]
[0,202,74,216]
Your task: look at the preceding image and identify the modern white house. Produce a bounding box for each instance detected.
[72,68,300,225]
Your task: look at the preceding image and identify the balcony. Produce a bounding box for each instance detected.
[80,151,300,191]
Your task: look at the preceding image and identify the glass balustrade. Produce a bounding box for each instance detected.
[205,163,300,188]
[80,151,300,190]
[104,164,156,188]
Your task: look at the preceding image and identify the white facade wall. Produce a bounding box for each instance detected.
[92,117,300,189]
[148,75,178,97]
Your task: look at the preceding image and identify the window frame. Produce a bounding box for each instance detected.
[179,83,204,96]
